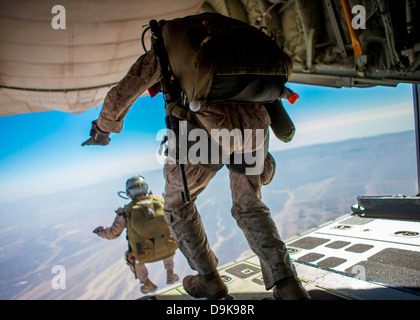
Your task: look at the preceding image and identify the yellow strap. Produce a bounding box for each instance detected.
[341,0,363,58]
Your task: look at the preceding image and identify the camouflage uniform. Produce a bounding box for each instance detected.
[96,195,175,283]
[97,50,297,290]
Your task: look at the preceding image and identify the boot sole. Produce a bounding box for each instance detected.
[273,284,311,300]
[141,287,158,294]
[184,285,228,300]
[167,276,179,284]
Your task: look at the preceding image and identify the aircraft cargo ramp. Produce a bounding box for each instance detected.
[144,196,420,301]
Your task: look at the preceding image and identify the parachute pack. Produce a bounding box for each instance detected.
[149,12,296,143]
[159,12,293,106]
[125,196,178,264]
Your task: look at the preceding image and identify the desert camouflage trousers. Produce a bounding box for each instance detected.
[163,160,297,290]
[125,251,175,282]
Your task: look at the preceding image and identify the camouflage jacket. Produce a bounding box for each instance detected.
[96,50,271,156]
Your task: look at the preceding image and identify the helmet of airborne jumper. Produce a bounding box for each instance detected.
[118,175,149,199]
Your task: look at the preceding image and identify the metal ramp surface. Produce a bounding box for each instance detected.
[146,212,420,301]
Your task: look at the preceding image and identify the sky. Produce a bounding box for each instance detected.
[0,83,416,202]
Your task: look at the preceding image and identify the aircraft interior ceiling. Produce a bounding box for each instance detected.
[0,0,419,116]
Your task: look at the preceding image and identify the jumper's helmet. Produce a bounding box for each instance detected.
[124,175,149,199]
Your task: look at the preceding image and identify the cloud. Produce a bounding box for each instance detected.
[1,97,414,202]
[299,103,412,133]
[0,143,163,202]
[270,102,414,151]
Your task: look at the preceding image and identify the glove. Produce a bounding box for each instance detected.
[81,120,111,146]
[93,226,104,234]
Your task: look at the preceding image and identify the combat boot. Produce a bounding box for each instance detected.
[183,271,228,300]
[273,276,311,300]
[140,278,158,294]
[166,268,179,284]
